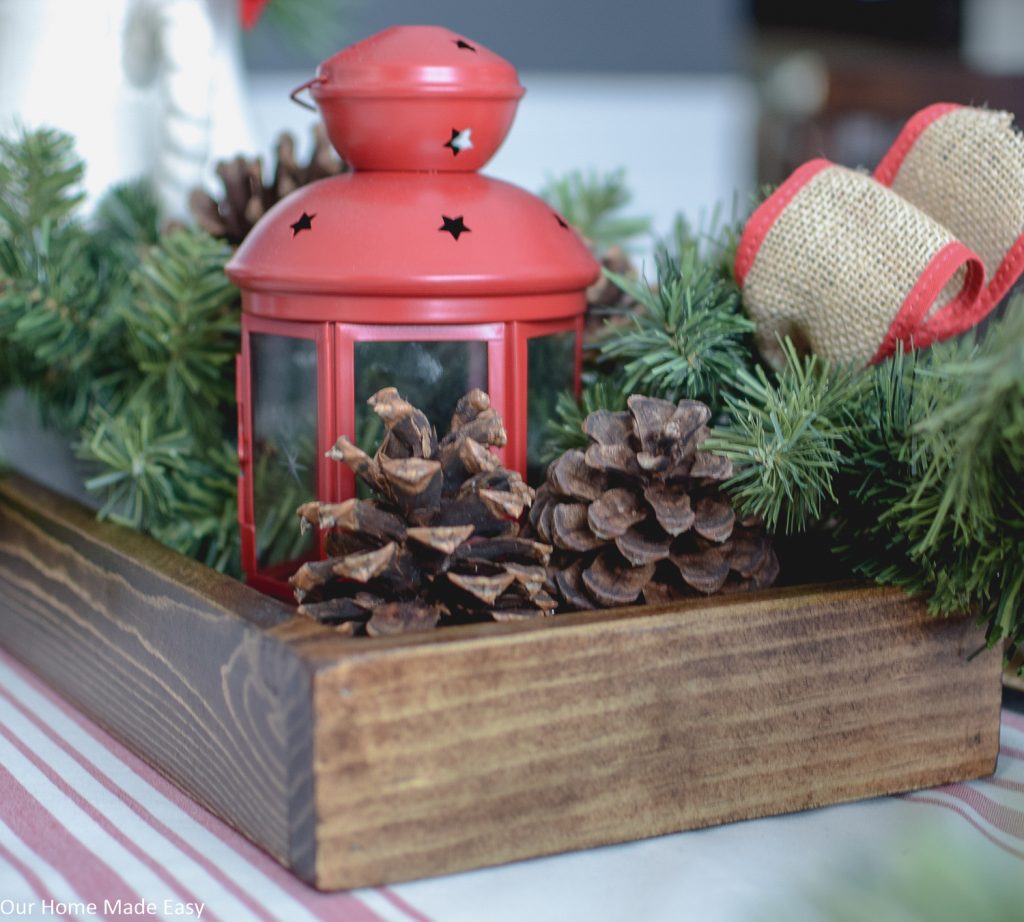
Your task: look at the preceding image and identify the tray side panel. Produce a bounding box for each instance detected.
[0,476,317,878]
[312,585,1002,888]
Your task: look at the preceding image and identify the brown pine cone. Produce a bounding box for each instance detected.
[290,388,556,636]
[190,125,345,246]
[529,395,778,609]
[584,245,638,350]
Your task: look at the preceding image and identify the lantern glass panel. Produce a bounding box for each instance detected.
[353,340,488,451]
[526,331,576,484]
[250,332,319,572]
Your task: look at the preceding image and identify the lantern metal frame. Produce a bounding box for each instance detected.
[237,310,583,597]
[229,25,598,597]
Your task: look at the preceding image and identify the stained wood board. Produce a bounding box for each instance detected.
[0,474,1004,889]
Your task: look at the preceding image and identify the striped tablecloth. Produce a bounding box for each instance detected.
[1,646,1022,922]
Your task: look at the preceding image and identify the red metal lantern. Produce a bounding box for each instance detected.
[227,25,600,597]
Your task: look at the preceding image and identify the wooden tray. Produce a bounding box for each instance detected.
[0,473,1003,890]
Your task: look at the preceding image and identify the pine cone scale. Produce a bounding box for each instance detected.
[582,550,654,606]
[615,522,672,565]
[587,487,646,539]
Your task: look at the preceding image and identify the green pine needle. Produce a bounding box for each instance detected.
[0,126,84,235]
[598,249,755,410]
[79,402,195,529]
[837,300,1024,652]
[540,167,651,253]
[0,128,243,574]
[94,180,162,250]
[124,228,239,432]
[706,338,866,533]
[78,401,240,571]
[0,131,137,429]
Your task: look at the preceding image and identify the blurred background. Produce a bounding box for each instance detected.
[3,0,1023,244]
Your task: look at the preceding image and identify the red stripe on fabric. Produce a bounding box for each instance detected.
[873,102,962,186]
[904,793,1024,860]
[0,762,141,921]
[0,722,210,919]
[0,838,56,911]
[1003,710,1024,732]
[376,887,436,922]
[1001,743,1024,761]
[870,241,986,363]
[934,782,1024,837]
[989,778,1024,795]
[981,231,1024,311]
[0,684,279,922]
[0,651,386,922]
[733,158,831,288]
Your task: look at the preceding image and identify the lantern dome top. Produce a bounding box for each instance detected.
[307,25,525,172]
[314,25,523,100]
[226,170,599,322]
[227,25,600,323]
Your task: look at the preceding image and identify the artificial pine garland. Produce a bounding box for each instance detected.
[0,127,242,572]
[707,302,1024,657]
[705,340,865,533]
[2,125,1020,660]
[598,251,754,411]
[543,191,1023,662]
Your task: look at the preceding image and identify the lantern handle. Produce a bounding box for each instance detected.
[289,77,323,112]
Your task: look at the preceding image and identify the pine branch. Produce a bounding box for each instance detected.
[0,128,243,575]
[0,127,84,235]
[706,338,866,532]
[8,228,112,370]
[912,317,1024,546]
[77,400,240,572]
[598,249,755,410]
[540,168,651,253]
[831,345,951,592]
[79,402,196,529]
[837,301,1024,653]
[94,180,162,251]
[124,228,240,433]
[149,437,240,573]
[0,132,137,429]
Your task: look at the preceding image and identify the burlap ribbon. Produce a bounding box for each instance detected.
[735,103,1024,365]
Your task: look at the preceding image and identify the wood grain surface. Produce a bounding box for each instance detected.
[311,583,1002,888]
[0,474,1005,890]
[0,474,321,879]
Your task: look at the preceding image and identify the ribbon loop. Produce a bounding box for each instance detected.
[737,103,1024,365]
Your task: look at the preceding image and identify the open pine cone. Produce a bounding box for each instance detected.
[530,395,778,609]
[190,126,345,246]
[584,244,638,342]
[290,388,556,636]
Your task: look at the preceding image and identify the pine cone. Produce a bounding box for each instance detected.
[190,126,345,246]
[584,244,638,346]
[290,388,556,636]
[530,395,778,609]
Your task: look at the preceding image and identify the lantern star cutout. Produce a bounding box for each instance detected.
[444,128,474,156]
[454,39,477,52]
[439,215,470,240]
[290,212,315,236]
